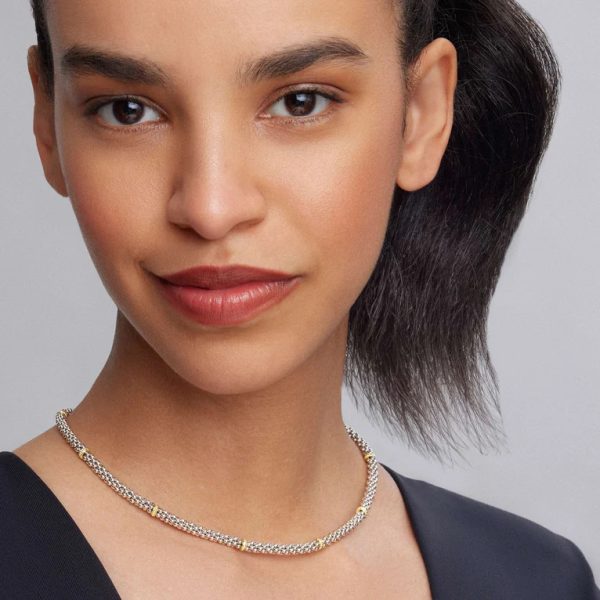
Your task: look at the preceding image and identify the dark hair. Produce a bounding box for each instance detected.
[29,0,561,463]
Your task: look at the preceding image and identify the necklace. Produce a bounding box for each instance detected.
[55,408,379,556]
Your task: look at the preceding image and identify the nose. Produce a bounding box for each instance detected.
[167,123,267,240]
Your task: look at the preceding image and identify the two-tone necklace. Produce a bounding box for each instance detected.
[55,408,379,556]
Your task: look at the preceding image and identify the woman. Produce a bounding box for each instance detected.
[1,0,598,598]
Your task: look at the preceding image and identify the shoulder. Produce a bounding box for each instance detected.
[0,450,54,593]
[382,463,600,599]
[0,451,120,599]
[0,449,80,550]
[0,450,32,515]
[0,450,61,567]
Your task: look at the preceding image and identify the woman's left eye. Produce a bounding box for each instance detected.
[263,88,343,122]
[89,97,163,128]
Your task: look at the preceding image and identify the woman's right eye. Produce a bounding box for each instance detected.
[89,97,163,129]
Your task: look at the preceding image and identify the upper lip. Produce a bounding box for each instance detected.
[156,264,297,289]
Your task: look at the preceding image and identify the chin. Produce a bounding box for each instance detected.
[153,339,309,397]
[167,362,294,397]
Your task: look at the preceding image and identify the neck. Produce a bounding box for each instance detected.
[64,312,367,542]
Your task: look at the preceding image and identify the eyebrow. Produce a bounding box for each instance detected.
[61,44,168,86]
[60,36,370,87]
[237,36,370,85]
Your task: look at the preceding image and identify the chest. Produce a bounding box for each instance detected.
[100,534,432,600]
[13,443,433,599]
[81,492,432,600]
[72,482,432,599]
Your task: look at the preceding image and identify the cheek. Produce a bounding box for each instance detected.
[262,116,402,309]
[56,119,167,282]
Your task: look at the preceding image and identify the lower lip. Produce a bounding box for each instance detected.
[156,276,302,327]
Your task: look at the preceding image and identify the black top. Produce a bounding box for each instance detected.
[0,450,598,599]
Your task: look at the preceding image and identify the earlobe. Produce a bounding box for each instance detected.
[396,37,457,192]
[27,45,69,198]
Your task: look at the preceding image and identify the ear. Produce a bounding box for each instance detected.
[396,37,457,192]
[27,45,68,197]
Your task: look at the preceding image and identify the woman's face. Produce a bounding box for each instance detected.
[37,0,408,394]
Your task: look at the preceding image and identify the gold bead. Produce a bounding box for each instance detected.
[356,506,367,515]
[78,447,88,459]
[363,452,374,461]
[317,538,325,550]
[151,504,159,517]
[240,539,248,552]
[58,410,67,418]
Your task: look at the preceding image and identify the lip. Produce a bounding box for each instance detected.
[153,264,301,327]
[157,264,297,289]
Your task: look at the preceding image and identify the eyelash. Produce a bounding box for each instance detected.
[84,86,345,134]
[264,86,344,128]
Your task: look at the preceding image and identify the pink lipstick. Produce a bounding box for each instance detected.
[154,264,301,327]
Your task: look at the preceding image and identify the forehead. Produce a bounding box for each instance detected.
[46,0,400,81]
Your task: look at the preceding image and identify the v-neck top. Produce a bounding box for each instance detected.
[0,450,598,599]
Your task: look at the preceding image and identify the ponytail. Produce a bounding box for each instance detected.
[345,0,561,462]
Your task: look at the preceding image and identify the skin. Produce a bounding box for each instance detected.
[17,0,456,596]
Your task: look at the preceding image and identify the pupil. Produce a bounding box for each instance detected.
[285,92,316,117]
[113,100,144,125]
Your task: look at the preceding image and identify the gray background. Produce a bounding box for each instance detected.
[2,0,598,577]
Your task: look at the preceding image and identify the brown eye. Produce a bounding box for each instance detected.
[283,92,318,117]
[95,97,162,127]
[111,99,145,124]
[266,89,339,120]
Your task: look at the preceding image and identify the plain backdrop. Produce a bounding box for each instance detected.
[2,0,598,577]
